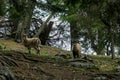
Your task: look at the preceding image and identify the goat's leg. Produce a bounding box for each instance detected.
[38,47,40,54]
[73,50,76,58]
[28,48,31,54]
[34,46,40,54]
[76,51,79,58]
[37,50,40,54]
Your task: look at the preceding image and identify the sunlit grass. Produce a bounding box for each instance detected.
[87,54,119,72]
[0,39,119,72]
[40,50,55,58]
[0,39,25,51]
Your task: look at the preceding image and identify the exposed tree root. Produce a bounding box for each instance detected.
[3,56,19,66]
[37,66,55,77]
[0,56,19,67]
[17,51,46,63]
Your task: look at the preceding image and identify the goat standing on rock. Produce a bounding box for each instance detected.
[22,34,41,54]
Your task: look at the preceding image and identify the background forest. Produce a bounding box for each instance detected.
[0,0,120,59]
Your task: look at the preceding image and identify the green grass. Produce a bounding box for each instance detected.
[40,50,55,58]
[0,39,119,72]
[87,54,119,72]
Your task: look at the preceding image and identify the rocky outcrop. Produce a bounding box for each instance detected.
[0,64,16,80]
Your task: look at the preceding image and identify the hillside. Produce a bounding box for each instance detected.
[0,40,120,80]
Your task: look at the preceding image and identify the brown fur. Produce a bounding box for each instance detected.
[23,34,41,54]
[72,43,81,58]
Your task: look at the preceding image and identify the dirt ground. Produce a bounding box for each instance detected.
[0,50,120,80]
[0,40,120,80]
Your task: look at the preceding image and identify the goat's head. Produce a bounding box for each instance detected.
[23,34,27,38]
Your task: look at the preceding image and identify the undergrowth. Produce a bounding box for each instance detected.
[0,39,119,72]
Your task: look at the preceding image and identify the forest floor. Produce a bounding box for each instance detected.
[0,39,120,80]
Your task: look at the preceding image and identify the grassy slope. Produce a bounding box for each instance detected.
[0,39,120,80]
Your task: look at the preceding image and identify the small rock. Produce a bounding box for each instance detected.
[70,62,97,69]
[93,76,107,80]
[0,64,16,80]
[55,54,70,59]
[0,75,6,80]
[115,66,120,72]
[55,56,65,61]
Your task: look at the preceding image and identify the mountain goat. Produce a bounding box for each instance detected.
[72,41,81,58]
[22,34,41,54]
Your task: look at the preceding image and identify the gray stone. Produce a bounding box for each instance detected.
[115,66,120,72]
[0,64,16,80]
[55,56,65,62]
[93,76,108,80]
[0,75,6,80]
[55,54,70,59]
[70,61,97,69]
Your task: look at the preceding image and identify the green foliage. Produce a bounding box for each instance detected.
[0,44,5,50]
[88,54,119,72]
[62,14,77,22]
[59,0,120,56]
[8,0,32,21]
[9,7,20,20]
[0,0,7,16]
[1,0,120,57]
[39,50,55,58]
[63,0,81,6]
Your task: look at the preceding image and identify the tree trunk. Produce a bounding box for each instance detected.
[100,18,115,59]
[15,0,36,42]
[15,21,23,42]
[34,12,55,37]
[106,42,111,56]
[39,21,54,45]
[70,21,79,50]
[110,28,115,59]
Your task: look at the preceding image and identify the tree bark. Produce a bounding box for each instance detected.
[39,21,54,45]
[106,42,111,56]
[70,21,79,50]
[100,18,115,59]
[15,0,36,42]
[110,28,115,59]
[34,12,55,37]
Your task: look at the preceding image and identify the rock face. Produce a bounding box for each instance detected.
[93,76,108,80]
[69,57,98,69]
[0,64,16,80]
[70,61,96,69]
